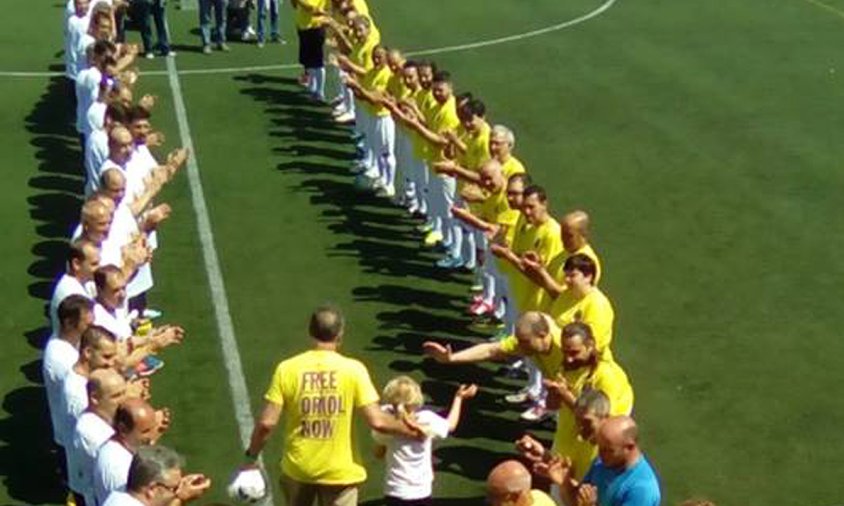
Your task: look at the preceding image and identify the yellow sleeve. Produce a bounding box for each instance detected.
[536,225,563,264]
[582,293,614,353]
[593,363,634,416]
[264,363,286,406]
[499,335,520,355]
[353,362,380,408]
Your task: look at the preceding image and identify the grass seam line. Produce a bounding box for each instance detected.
[165,56,274,505]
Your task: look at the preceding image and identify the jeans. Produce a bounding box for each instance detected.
[199,0,228,45]
[256,0,279,41]
[135,0,171,54]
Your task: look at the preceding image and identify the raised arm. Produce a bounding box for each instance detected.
[422,341,507,364]
[445,384,478,432]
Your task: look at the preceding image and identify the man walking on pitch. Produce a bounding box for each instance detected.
[245,305,423,506]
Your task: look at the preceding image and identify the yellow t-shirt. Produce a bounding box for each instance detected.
[545,286,615,360]
[264,349,380,485]
[424,95,460,163]
[410,89,436,159]
[500,155,526,180]
[360,64,392,116]
[386,73,409,101]
[478,186,520,244]
[349,23,380,70]
[295,0,329,29]
[551,358,634,476]
[510,217,564,313]
[455,121,491,198]
[530,490,557,506]
[537,243,603,310]
[499,321,563,379]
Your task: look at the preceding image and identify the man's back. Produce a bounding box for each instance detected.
[265,349,379,485]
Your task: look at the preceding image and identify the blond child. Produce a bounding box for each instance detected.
[373,376,477,506]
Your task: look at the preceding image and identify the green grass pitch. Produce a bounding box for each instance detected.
[2,0,844,505]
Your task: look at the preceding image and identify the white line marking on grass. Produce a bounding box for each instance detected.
[0,0,617,78]
[165,56,272,502]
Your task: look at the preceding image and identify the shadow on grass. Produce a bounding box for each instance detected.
[235,73,527,492]
[0,74,82,504]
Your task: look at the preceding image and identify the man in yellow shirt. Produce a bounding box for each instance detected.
[294,0,330,101]
[245,306,422,506]
[524,209,602,310]
[406,70,461,252]
[346,45,397,197]
[545,322,633,474]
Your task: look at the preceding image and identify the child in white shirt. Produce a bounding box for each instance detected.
[373,376,477,506]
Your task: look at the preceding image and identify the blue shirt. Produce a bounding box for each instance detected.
[583,455,661,506]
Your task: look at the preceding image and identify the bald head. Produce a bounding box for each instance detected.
[88,368,124,397]
[479,159,505,192]
[115,398,158,447]
[515,311,550,340]
[109,125,134,165]
[597,416,641,469]
[487,460,531,505]
[100,168,127,205]
[561,210,590,252]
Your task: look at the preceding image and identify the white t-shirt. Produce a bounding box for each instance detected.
[75,65,101,133]
[85,100,107,136]
[94,439,133,504]
[43,336,80,446]
[94,302,132,341]
[373,408,450,500]
[65,14,89,80]
[69,411,115,503]
[102,491,145,506]
[125,145,156,201]
[49,273,94,336]
[61,369,89,452]
[85,129,110,197]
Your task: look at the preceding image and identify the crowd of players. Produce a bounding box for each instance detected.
[43,0,719,505]
[46,1,220,506]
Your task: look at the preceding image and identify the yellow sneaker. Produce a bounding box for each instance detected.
[423,231,443,247]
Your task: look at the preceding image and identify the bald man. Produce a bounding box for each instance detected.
[486,460,555,506]
[69,368,127,506]
[78,198,115,246]
[523,209,603,310]
[537,416,661,506]
[88,125,134,196]
[94,398,170,504]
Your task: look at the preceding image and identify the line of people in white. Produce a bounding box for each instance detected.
[44,4,214,505]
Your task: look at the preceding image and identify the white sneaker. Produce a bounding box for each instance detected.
[520,404,551,422]
[505,389,531,405]
[335,112,355,124]
[376,185,395,198]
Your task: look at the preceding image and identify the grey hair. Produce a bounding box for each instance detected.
[575,387,611,418]
[127,445,184,492]
[491,124,515,149]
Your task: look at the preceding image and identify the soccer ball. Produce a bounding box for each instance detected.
[227,468,268,504]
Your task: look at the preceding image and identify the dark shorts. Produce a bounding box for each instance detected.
[297,27,325,68]
[385,496,433,506]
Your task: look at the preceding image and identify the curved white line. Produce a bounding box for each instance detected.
[0,0,616,78]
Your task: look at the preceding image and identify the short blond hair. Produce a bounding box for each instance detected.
[382,376,424,413]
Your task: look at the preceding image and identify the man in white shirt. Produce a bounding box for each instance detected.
[60,325,119,455]
[94,399,169,504]
[85,102,130,189]
[69,368,127,506]
[88,125,133,196]
[49,239,99,336]
[44,295,95,449]
[65,0,92,81]
[101,445,211,506]
[93,265,132,340]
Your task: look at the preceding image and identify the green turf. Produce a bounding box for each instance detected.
[4,0,844,505]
